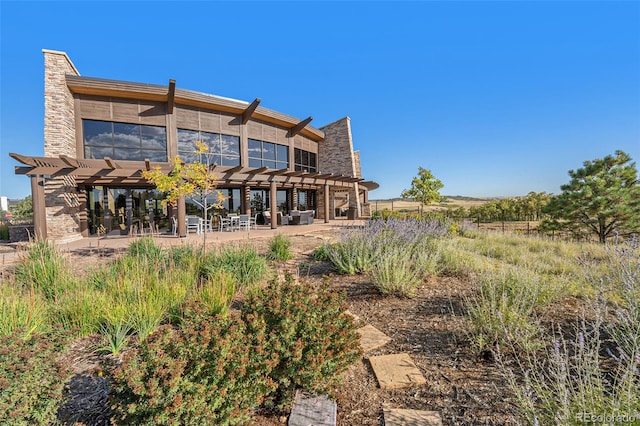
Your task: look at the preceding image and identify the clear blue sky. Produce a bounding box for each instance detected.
[1,1,639,200]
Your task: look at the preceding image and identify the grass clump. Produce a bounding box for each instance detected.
[268,234,293,262]
[14,240,75,299]
[0,282,49,338]
[201,246,268,290]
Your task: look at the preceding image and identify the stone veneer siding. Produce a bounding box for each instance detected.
[318,117,362,218]
[43,50,83,242]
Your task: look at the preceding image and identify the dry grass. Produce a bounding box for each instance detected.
[370,197,493,213]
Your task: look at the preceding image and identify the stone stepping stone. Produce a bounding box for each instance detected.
[356,324,391,353]
[383,408,443,426]
[368,353,426,390]
[288,390,336,426]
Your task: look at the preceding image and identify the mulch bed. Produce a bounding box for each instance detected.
[10,232,569,425]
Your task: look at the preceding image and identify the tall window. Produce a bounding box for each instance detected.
[177,129,240,166]
[248,139,288,169]
[294,148,317,172]
[83,120,167,161]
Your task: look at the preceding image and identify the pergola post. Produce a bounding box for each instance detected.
[30,175,47,240]
[270,180,277,229]
[324,183,330,224]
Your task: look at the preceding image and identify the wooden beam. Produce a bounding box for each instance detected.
[59,155,79,168]
[9,152,37,166]
[15,166,34,175]
[241,98,261,124]
[265,168,289,176]
[247,166,268,175]
[104,157,121,169]
[167,79,176,114]
[145,159,151,171]
[287,116,313,138]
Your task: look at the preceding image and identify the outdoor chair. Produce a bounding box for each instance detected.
[186,216,202,234]
[171,216,178,236]
[238,214,250,231]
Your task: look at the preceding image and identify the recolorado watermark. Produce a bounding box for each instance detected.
[576,413,640,423]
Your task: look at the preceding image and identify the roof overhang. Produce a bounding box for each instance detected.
[66,75,325,141]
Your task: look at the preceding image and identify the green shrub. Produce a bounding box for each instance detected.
[0,328,72,425]
[466,270,543,354]
[241,275,361,408]
[268,234,293,262]
[369,246,422,297]
[0,222,8,240]
[311,244,331,261]
[109,306,276,425]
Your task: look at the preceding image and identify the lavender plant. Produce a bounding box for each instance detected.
[325,219,449,296]
[495,238,640,424]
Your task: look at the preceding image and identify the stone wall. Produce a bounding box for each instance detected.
[318,117,362,218]
[42,50,83,242]
[9,224,35,242]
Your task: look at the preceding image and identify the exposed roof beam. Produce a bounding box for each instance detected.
[241,98,261,124]
[284,170,306,177]
[60,155,79,168]
[167,79,176,114]
[247,166,268,175]
[104,157,121,169]
[9,153,37,166]
[287,116,313,138]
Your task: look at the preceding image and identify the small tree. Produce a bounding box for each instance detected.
[142,141,225,247]
[541,150,640,243]
[401,167,444,214]
[10,195,33,220]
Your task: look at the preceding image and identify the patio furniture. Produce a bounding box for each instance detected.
[250,213,258,229]
[238,214,250,231]
[186,215,202,234]
[219,215,232,232]
[171,216,178,236]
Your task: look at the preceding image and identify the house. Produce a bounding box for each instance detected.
[10,50,378,241]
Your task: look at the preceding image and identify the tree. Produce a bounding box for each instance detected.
[541,150,640,243]
[143,141,225,247]
[401,167,444,214]
[10,195,33,220]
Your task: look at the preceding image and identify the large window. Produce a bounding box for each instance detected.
[294,148,317,172]
[177,129,240,166]
[83,120,167,161]
[248,139,288,169]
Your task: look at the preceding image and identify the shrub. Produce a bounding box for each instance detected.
[241,275,361,408]
[466,270,543,353]
[311,244,331,261]
[495,239,640,424]
[0,327,72,425]
[268,234,293,262]
[0,222,8,240]
[369,246,422,297]
[109,306,276,425]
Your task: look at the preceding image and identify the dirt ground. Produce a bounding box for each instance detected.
[8,231,522,425]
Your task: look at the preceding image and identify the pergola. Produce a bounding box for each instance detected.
[10,152,364,238]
